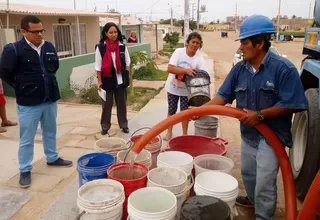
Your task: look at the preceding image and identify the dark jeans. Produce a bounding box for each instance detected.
[101,87,128,131]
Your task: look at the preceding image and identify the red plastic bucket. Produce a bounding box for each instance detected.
[166,135,228,157]
[107,162,148,220]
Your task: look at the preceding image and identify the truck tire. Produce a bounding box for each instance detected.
[289,88,320,200]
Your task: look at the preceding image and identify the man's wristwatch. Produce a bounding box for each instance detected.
[257,111,264,121]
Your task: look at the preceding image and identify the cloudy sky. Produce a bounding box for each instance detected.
[5,0,312,22]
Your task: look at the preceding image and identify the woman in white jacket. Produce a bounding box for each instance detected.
[163,32,209,140]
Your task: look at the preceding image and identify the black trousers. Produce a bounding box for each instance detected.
[101,86,128,131]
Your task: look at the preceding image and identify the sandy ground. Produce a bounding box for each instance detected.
[200,31,305,219]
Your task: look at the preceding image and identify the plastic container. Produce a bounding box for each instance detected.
[107,162,149,220]
[130,129,162,170]
[77,152,115,187]
[77,179,125,220]
[94,137,128,157]
[194,171,239,216]
[157,151,194,198]
[194,116,219,138]
[128,187,177,220]
[147,167,188,195]
[117,149,152,169]
[180,196,231,220]
[166,135,228,157]
[193,154,234,176]
[185,69,211,107]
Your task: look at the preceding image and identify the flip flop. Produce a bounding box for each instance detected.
[0,127,7,133]
[1,120,18,127]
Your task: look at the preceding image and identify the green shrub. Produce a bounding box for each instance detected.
[133,66,168,81]
[163,32,180,48]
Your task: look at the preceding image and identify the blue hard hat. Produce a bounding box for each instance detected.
[237,15,276,41]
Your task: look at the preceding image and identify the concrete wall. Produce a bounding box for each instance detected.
[143,26,163,54]
[0,14,100,54]
[3,43,151,97]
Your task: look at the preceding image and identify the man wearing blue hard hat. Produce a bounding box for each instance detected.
[201,15,308,219]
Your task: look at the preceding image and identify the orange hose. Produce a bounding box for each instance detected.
[131,105,298,220]
[297,170,320,220]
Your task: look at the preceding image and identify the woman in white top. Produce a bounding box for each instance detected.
[164,32,209,140]
[95,22,131,136]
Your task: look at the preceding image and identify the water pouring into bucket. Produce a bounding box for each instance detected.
[123,127,162,169]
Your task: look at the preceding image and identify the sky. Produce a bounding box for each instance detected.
[4,0,313,22]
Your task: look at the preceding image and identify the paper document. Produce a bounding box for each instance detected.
[98,89,106,101]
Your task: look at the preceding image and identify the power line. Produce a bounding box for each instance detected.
[135,0,163,15]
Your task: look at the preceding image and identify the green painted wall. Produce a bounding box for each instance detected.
[57,53,95,93]
[3,43,151,97]
[128,43,151,58]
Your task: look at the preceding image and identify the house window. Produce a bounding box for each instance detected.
[53,24,73,58]
[125,28,140,43]
[53,23,88,58]
[71,23,87,56]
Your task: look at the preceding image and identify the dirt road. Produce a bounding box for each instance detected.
[200,31,305,219]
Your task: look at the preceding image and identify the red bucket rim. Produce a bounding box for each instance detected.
[166,135,228,156]
[130,134,160,144]
[107,162,149,182]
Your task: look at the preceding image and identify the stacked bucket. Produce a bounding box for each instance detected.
[75,124,239,220]
[117,149,152,169]
[127,187,177,220]
[77,179,125,220]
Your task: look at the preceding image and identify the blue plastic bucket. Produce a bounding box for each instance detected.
[77,152,115,187]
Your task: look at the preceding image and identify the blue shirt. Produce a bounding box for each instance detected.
[217,50,308,148]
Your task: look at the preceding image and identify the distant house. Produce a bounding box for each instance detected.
[271,18,308,31]
[100,15,144,43]
[0,3,121,58]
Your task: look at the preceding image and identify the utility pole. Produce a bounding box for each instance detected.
[94,1,97,12]
[74,0,82,55]
[235,2,237,32]
[184,0,190,44]
[192,3,195,21]
[276,0,281,42]
[309,1,312,19]
[116,0,118,12]
[170,7,173,33]
[196,0,200,31]
[6,0,9,28]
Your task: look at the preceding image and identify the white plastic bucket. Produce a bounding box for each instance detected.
[77,179,125,220]
[194,116,219,138]
[194,171,238,216]
[193,154,234,176]
[94,137,128,157]
[145,140,161,170]
[128,187,177,220]
[147,167,187,195]
[157,151,193,198]
[117,149,152,169]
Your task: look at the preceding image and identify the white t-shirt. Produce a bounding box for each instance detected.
[165,48,209,96]
[95,42,131,85]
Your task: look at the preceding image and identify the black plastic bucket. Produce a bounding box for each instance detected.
[185,70,211,107]
[181,195,231,220]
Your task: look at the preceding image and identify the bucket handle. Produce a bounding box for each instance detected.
[123,127,163,163]
[75,211,85,220]
[130,127,163,148]
[188,174,195,191]
[211,137,228,145]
